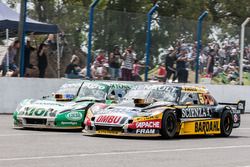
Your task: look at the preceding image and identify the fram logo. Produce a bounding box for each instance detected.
[96,115,122,124]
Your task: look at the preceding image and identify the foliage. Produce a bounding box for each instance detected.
[5,0,250,63]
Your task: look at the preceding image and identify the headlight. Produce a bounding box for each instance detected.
[15,103,23,112]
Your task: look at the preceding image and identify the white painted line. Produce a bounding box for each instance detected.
[1,145,250,161]
[238,128,250,130]
[0,132,74,137]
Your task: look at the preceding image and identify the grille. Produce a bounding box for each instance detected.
[95,125,123,131]
[25,118,47,125]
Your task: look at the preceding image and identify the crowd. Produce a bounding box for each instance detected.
[64,45,145,81]
[1,36,250,84]
[0,35,56,77]
[161,40,250,84]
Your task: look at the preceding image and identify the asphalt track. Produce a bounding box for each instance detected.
[0,114,250,167]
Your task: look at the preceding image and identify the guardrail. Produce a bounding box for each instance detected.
[0,78,249,113]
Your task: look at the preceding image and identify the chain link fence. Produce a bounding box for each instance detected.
[1,3,250,85]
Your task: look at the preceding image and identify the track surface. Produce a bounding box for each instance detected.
[0,114,250,167]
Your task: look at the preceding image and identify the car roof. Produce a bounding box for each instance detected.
[181,86,209,94]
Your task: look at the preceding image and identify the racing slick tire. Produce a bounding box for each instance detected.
[160,111,177,139]
[220,110,233,137]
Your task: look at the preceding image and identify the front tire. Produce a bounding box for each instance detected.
[220,110,233,137]
[160,111,177,139]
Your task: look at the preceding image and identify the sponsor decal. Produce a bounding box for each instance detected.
[96,130,120,135]
[66,112,83,121]
[61,122,78,125]
[34,101,64,107]
[182,107,211,118]
[135,113,163,121]
[182,87,206,93]
[233,114,238,123]
[24,107,57,117]
[82,83,106,90]
[136,120,161,129]
[95,115,122,124]
[179,119,221,135]
[195,120,220,133]
[136,129,156,134]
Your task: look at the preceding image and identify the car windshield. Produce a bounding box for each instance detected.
[123,86,178,102]
[123,90,151,100]
[56,83,81,95]
[149,89,177,102]
[77,85,107,100]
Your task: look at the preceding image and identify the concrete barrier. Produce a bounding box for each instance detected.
[0,78,249,113]
[0,77,67,113]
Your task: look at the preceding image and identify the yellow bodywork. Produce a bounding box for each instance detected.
[179,118,221,135]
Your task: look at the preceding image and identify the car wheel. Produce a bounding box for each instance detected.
[160,111,177,139]
[220,110,233,137]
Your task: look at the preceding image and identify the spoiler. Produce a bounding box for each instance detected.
[218,100,246,114]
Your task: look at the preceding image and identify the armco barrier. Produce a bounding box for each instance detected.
[0,78,249,113]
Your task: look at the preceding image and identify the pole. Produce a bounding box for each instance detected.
[145,3,159,81]
[18,0,27,77]
[6,29,9,72]
[240,17,250,85]
[56,34,60,78]
[87,0,100,79]
[195,11,208,84]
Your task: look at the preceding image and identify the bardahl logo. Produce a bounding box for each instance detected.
[182,107,211,118]
[195,120,220,133]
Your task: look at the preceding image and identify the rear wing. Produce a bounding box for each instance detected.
[218,100,246,114]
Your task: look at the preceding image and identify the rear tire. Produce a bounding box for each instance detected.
[220,110,233,137]
[160,111,177,139]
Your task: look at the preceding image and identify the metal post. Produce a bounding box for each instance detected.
[240,17,250,85]
[18,0,27,77]
[145,4,159,81]
[6,29,9,72]
[87,0,100,79]
[195,11,208,84]
[57,33,60,78]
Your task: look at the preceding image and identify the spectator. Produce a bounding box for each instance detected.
[37,43,48,78]
[65,55,83,79]
[157,63,166,82]
[132,59,143,81]
[121,46,135,81]
[176,48,188,83]
[96,50,106,65]
[109,45,121,80]
[1,39,20,77]
[45,34,57,50]
[206,49,215,77]
[24,38,36,76]
[165,46,177,82]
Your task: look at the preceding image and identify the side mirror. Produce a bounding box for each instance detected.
[108,95,116,101]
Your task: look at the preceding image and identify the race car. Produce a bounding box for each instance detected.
[83,84,245,138]
[13,81,132,129]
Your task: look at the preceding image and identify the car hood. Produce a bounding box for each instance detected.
[16,99,91,117]
[93,106,149,126]
[93,101,176,126]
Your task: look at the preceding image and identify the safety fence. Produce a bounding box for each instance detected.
[0,4,250,85]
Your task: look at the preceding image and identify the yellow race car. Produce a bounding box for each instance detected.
[83,84,245,138]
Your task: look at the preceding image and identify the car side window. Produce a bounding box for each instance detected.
[107,88,126,100]
[179,92,199,105]
[198,93,216,105]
